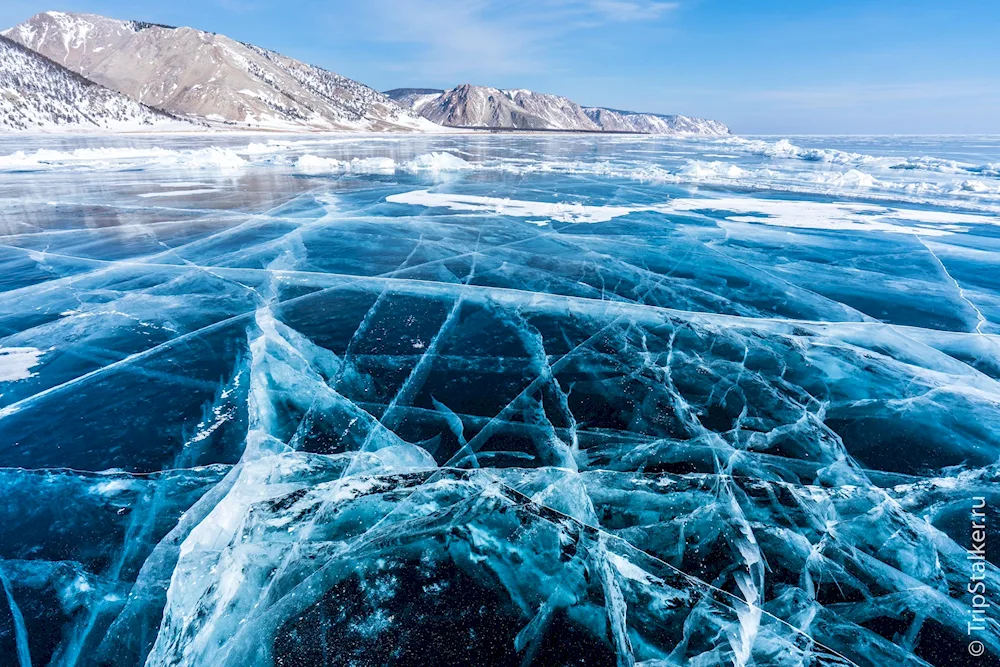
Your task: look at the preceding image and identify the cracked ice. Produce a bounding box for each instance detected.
[1,134,1000,667]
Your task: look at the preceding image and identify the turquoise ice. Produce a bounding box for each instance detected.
[0,133,999,666]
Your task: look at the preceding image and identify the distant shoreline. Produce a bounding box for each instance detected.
[0,127,731,137]
[448,126,648,135]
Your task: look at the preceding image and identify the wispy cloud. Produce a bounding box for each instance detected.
[362,0,542,78]
[352,0,679,80]
[586,0,679,22]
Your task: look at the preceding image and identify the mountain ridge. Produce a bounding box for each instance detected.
[385,84,729,135]
[3,11,436,132]
[1,11,730,135]
[0,33,188,131]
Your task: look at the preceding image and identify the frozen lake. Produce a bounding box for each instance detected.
[1,133,999,666]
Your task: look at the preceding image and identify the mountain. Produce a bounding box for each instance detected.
[382,88,447,114]
[3,11,436,132]
[385,84,730,135]
[1,11,728,135]
[582,107,730,135]
[0,34,185,131]
[386,85,600,131]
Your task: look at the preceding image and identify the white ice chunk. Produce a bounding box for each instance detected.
[295,155,396,175]
[401,152,473,173]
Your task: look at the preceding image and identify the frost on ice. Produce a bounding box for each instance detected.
[1,134,1000,666]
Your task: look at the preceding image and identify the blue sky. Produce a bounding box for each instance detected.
[3,0,998,134]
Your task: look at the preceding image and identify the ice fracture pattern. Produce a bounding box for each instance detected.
[1,133,1000,667]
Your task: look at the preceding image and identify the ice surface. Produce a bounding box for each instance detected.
[1,133,999,666]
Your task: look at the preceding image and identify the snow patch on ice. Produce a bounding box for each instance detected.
[386,190,635,224]
[658,197,992,236]
[0,347,45,382]
[0,146,246,171]
[387,189,999,234]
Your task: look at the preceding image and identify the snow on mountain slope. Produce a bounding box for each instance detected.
[383,88,446,114]
[386,84,729,135]
[3,11,436,132]
[502,88,600,130]
[0,34,185,132]
[386,84,601,130]
[409,84,566,130]
[583,107,730,136]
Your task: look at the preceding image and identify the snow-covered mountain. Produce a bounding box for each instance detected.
[385,84,729,135]
[582,107,729,135]
[3,11,437,132]
[382,88,447,115]
[386,85,599,131]
[0,34,185,131]
[1,11,728,135]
